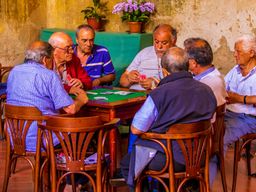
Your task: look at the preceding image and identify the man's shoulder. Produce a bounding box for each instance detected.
[93,44,109,53]
[138,46,154,54]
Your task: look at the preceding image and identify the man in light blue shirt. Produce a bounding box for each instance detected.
[7,41,88,152]
[224,34,256,150]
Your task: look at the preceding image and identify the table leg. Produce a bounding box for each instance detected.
[109,128,117,177]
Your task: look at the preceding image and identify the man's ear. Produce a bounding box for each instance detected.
[76,38,78,44]
[189,58,197,68]
[42,56,47,67]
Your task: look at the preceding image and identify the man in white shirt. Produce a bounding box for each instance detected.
[120,24,177,90]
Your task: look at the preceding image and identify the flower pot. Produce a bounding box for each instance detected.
[87,18,102,31]
[128,22,142,33]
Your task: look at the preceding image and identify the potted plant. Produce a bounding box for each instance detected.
[112,0,156,33]
[81,0,109,31]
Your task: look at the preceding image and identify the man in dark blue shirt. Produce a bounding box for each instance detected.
[120,47,217,190]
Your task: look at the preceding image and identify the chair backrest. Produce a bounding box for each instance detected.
[4,104,43,155]
[42,116,119,172]
[210,104,226,156]
[141,120,212,192]
[0,63,13,83]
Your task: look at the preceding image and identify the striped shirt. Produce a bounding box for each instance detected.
[74,44,115,81]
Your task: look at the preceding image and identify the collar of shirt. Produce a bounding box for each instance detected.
[73,44,95,63]
[235,65,256,80]
[194,66,215,81]
[158,71,193,87]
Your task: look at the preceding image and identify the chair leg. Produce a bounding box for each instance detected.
[245,141,252,176]
[218,153,228,192]
[232,141,240,192]
[11,157,17,174]
[2,142,12,192]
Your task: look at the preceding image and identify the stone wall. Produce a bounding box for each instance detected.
[1,0,256,75]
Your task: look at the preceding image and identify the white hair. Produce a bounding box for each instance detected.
[235,34,256,53]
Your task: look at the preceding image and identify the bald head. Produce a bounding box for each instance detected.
[184,37,213,67]
[48,32,74,63]
[153,24,177,42]
[161,47,189,73]
[48,32,73,47]
[25,41,53,63]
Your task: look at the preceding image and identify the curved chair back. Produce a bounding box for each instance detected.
[5,104,43,154]
[40,115,120,192]
[136,120,212,192]
[3,103,45,192]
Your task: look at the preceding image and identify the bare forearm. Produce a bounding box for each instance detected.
[120,73,131,88]
[98,74,116,84]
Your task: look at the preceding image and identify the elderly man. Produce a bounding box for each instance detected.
[224,34,256,154]
[184,37,227,107]
[7,41,88,152]
[120,47,217,190]
[74,24,115,87]
[184,37,227,186]
[120,24,177,90]
[48,32,92,94]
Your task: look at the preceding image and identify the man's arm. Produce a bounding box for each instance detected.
[227,91,256,105]
[130,96,158,135]
[63,90,88,114]
[92,73,116,87]
[120,70,140,88]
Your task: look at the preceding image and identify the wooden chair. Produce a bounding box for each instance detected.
[210,104,227,192]
[0,63,13,140]
[135,120,212,192]
[232,133,256,192]
[2,104,48,192]
[39,116,120,192]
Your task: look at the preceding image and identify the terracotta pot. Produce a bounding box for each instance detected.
[87,18,102,31]
[128,22,142,33]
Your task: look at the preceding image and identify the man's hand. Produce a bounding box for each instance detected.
[127,70,140,84]
[75,89,88,105]
[92,79,101,87]
[226,91,243,104]
[69,78,83,88]
[139,78,153,90]
[69,86,82,95]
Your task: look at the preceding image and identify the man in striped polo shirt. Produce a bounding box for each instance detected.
[74,24,116,87]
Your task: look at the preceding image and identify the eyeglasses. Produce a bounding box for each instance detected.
[54,45,74,53]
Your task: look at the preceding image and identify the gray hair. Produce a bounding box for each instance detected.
[161,47,189,73]
[24,41,53,63]
[235,34,256,53]
[76,24,95,38]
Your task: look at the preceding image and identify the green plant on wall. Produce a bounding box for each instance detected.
[81,0,109,21]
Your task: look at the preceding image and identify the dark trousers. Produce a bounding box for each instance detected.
[120,150,185,190]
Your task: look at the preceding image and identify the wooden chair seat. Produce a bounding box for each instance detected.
[2,104,48,192]
[210,104,227,192]
[232,133,256,192]
[135,120,212,192]
[0,63,13,140]
[39,115,120,192]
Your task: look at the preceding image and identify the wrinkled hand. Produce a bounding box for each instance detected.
[139,78,153,90]
[92,79,101,87]
[69,78,83,88]
[226,91,242,104]
[76,89,88,104]
[69,86,82,95]
[128,70,140,84]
